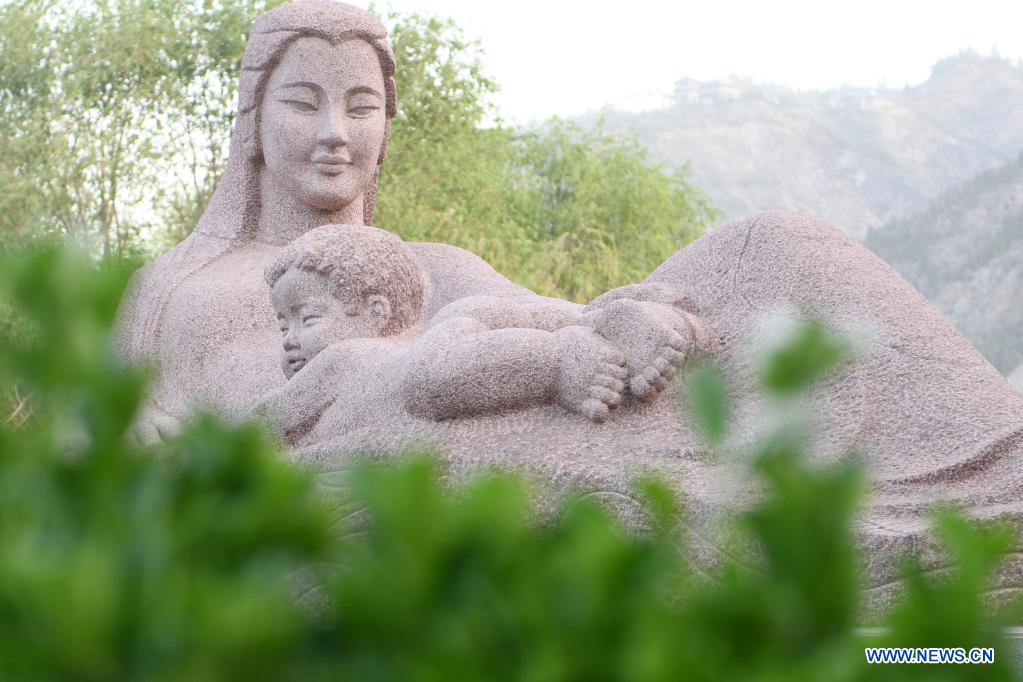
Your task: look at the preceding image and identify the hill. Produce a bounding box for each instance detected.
[1012,364,1023,393]
[865,153,1023,375]
[583,52,1023,239]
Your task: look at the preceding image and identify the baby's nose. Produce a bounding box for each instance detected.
[282,327,300,350]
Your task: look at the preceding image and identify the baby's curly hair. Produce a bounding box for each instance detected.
[264,224,425,336]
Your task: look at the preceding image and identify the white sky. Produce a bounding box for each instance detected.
[371,0,1023,124]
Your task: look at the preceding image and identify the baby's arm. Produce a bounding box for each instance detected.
[249,344,348,441]
[250,339,399,442]
[401,296,626,422]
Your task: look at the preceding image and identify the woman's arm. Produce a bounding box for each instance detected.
[408,242,584,331]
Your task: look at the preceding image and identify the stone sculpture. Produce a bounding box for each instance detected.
[116,0,685,441]
[117,0,1023,604]
[251,223,702,447]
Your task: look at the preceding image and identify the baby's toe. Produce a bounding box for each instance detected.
[666,330,685,352]
[582,398,611,422]
[596,373,626,394]
[662,348,685,367]
[640,366,668,393]
[630,375,655,400]
[604,363,628,381]
[590,385,621,406]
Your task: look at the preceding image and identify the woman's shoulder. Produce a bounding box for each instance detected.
[398,240,529,317]
[404,240,528,290]
[404,240,496,269]
[116,231,238,364]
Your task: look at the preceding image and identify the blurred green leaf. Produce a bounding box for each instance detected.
[761,320,850,396]
[685,363,730,444]
[0,243,330,681]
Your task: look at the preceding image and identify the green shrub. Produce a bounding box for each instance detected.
[0,244,1018,680]
[0,247,331,681]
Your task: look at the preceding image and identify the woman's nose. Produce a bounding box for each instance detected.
[317,104,347,149]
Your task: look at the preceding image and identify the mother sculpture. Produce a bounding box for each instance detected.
[117,0,683,434]
[118,0,1023,601]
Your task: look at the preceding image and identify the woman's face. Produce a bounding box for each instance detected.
[259,37,387,212]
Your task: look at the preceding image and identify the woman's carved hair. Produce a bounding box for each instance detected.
[264,224,424,336]
[234,0,397,230]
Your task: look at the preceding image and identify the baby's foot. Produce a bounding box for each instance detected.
[582,298,693,402]
[628,343,687,401]
[554,326,628,422]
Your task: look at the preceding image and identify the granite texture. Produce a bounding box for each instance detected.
[250,224,701,444]
[115,0,1023,605]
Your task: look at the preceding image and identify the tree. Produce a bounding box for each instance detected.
[0,0,285,256]
[374,13,541,278]
[513,121,717,301]
[376,13,718,302]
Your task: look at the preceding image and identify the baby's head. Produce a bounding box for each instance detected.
[264,224,425,378]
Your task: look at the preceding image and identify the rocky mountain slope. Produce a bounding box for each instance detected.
[864,153,1023,375]
[585,52,1023,240]
[1011,364,1023,392]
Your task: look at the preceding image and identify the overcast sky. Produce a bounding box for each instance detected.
[371,0,1023,124]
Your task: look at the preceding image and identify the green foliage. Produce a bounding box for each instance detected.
[760,319,850,395]
[375,13,539,281]
[0,245,330,680]
[316,461,689,681]
[376,14,718,301]
[1,251,1019,678]
[883,512,1017,653]
[0,0,286,256]
[512,121,716,301]
[684,363,730,444]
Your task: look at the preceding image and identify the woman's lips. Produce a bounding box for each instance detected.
[313,156,351,176]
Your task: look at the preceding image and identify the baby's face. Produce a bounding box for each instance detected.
[270,268,373,378]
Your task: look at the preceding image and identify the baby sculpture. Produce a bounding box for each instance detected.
[251,225,709,451]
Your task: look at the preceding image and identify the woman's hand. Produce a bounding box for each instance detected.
[585,282,699,315]
[132,401,184,446]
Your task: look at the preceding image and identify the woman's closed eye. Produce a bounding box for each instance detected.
[347,104,379,118]
[281,98,317,113]
[302,314,322,325]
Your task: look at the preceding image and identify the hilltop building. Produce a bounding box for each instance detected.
[674,77,745,105]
